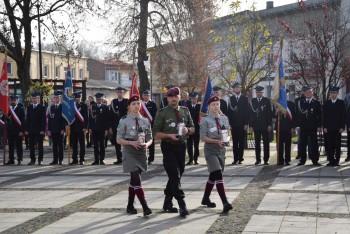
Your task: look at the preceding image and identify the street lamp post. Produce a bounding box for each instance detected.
[36,4,43,103]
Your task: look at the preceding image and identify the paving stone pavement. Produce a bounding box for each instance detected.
[0,142,350,233]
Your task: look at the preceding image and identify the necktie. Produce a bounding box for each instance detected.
[135,118,139,130]
[193,105,195,108]
[215,117,221,134]
[55,105,58,109]
[175,109,180,122]
[258,98,260,103]
[98,104,101,108]
[33,104,36,108]
[236,96,239,102]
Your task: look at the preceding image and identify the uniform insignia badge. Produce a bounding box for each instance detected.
[170,122,176,127]
[132,126,135,129]
[130,131,135,136]
[210,127,217,132]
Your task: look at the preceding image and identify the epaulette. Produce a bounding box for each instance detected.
[219,113,225,116]
[203,114,208,117]
[158,107,165,112]
[121,115,127,119]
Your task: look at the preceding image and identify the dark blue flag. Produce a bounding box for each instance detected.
[62,66,75,125]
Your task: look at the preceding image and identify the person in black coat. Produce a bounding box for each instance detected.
[179,92,191,107]
[275,95,296,166]
[186,92,201,165]
[323,87,345,166]
[249,86,273,165]
[109,86,129,164]
[227,82,249,164]
[5,95,25,165]
[25,92,46,165]
[295,86,322,166]
[141,90,158,164]
[48,91,66,165]
[213,86,228,116]
[90,93,110,165]
[70,92,88,165]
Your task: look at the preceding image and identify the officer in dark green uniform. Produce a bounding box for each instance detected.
[153,87,195,217]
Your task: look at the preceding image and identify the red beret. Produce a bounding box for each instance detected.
[165,87,180,97]
[207,96,220,105]
[128,95,140,105]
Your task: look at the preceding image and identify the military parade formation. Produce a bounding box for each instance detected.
[0,82,350,217]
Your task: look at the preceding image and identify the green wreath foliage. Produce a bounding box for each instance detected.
[25,81,54,103]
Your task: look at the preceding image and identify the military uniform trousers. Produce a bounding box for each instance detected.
[277,130,292,163]
[52,133,64,163]
[254,129,270,162]
[70,131,85,162]
[299,128,319,164]
[112,130,122,161]
[231,126,245,162]
[8,134,23,161]
[161,141,186,201]
[29,133,44,162]
[93,130,105,162]
[187,133,200,162]
[326,131,341,164]
[347,129,350,159]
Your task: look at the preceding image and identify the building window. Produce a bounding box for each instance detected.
[79,69,83,80]
[44,65,49,78]
[55,66,60,79]
[64,67,68,78]
[71,67,75,79]
[266,85,272,99]
[7,62,12,75]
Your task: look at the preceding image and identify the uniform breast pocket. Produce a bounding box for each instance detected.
[126,124,137,137]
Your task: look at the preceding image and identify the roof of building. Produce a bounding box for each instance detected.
[89,58,133,70]
[87,79,130,90]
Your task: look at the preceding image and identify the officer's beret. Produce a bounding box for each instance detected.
[53,90,63,97]
[329,86,340,93]
[212,86,222,92]
[233,82,242,88]
[73,91,82,98]
[165,84,175,90]
[189,92,198,98]
[302,85,312,92]
[10,95,19,99]
[255,86,264,92]
[31,92,40,98]
[95,93,104,99]
[207,96,220,105]
[166,87,180,97]
[128,95,140,105]
[143,90,151,95]
[115,86,126,91]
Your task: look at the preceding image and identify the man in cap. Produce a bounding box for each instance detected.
[323,87,345,166]
[25,92,46,165]
[5,95,25,165]
[160,84,175,109]
[227,82,249,164]
[70,91,88,165]
[179,91,191,107]
[48,91,66,165]
[141,89,157,165]
[213,86,228,116]
[249,86,272,165]
[90,93,110,165]
[109,86,128,164]
[153,86,195,217]
[186,92,201,165]
[295,86,322,166]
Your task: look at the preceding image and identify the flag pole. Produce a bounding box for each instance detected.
[2,46,8,165]
[277,111,281,165]
[66,125,71,164]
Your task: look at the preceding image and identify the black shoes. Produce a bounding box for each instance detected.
[313,162,322,166]
[186,161,193,165]
[232,161,238,165]
[163,195,178,213]
[297,162,305,166]
[71,161,78,165]
[91,161,99,165]
[140,200,152,216]
[264,162,270,165]
[178,200,189,217]
[194,161,199,165]
[100,161,105,165]
[114,160,122,165]
[201,197,216,208]
[38,161,42,165]
[148,161,154,165]
[28,161,35,165]
[223,201,233,213]
[126,199,137,215]
[49,161,58,165]
[255,160,261,165]
[79,161,85,165]
[345,157,350,162]
[5,160,15,165]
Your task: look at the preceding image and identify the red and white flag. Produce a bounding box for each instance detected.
[0,56,9,117]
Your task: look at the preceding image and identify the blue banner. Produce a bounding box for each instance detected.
[200,75,213,114]
[62,66,75,125]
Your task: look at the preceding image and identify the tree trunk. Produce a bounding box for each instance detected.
[137,0,150,93]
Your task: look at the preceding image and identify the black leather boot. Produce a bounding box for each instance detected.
[126,199,137,214]
[201,196,216,208]
[222,199,233,213]
[178,199,189,217]
[163,195,178,213]
[140,200,152,216]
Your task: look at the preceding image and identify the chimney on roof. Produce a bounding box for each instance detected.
[266,1,274,9]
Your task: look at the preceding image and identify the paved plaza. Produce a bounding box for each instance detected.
[0,142,350,233]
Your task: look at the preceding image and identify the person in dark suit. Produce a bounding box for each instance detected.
[275,90,296,166]
[323,87,345,166]
[25,92,46,165]
[48,91,66,165]
[109,87,129,164]
[179,92,191,107]
[186,92,201,165]
[227,82,249,164]
[213,86,228,116]
[90,93,110,165]
[141,89,158,164]
[249,86,272,165]
[295,86,322,166]
[70,91,88,165]
[5,95,25,165]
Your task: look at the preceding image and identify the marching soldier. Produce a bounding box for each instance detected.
[186,92,201,165]
[109,86,128,164]
[153,87,195,217]
[25,92,46,165]
[48,91,66,165]
[89,93,110,165]
[213,86,228,116]
[323,87,345,166]
[5,95,25,165]
[70,91,88,165]
[249,86,272,165]
[296,86,322,166]
[227,82,249,164]
[141,90,157,165]
[199,96,233,213]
